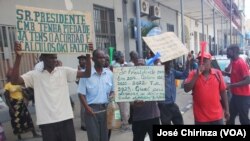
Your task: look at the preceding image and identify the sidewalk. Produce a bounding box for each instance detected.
[1,87,193,141]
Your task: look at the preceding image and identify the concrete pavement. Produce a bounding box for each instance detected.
[1,87,194,141]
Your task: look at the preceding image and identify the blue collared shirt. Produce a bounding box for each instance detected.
[162,68,189,104]
[77,67,114,104]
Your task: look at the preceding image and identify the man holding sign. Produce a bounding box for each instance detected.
[11,42,92,141]
[158,54,192,125]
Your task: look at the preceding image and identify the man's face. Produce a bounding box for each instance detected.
[104,55,110,68]
[79,58,86,68]
[43,54,57,69]
[198,58,211,70]
[93,50,106,67]
[227,49,233,59]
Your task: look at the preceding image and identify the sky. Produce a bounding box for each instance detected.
[246,0,250,20]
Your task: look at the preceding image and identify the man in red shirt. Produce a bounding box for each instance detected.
[226,45,250,125]
[184,52,230,124]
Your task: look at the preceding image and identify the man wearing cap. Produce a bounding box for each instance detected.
[76,54,87,131]
[184,52,230,125]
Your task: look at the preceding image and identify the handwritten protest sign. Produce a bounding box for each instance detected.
[143,32,189,62]
[16,5,93,54]
[113,66,165,102]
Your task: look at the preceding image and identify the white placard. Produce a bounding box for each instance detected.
[113,66,165,102]
[143,32,189,62]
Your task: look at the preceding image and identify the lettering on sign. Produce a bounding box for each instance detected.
[16,5,93,53]
[113,66,165,102]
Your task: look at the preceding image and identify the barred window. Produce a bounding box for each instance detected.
[94,5,116,52]
[0,25,37,89]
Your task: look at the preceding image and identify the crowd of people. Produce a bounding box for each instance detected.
[0,43,249,141]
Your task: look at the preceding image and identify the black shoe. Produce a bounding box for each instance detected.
[81,126,86,131]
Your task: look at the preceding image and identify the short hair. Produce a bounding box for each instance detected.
[92,49,103,58]
[114,51,124,61]
[40,53,56,61]
[228,44,240,54]
[129,51,138,59]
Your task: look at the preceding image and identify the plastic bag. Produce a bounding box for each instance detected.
[107,100,121,129]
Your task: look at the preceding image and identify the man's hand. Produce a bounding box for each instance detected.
[85,105,94,116]
[15,41,22,56]
[224,111,230,122]
[226,83,232,90]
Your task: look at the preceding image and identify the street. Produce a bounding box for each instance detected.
[1,85,195,141]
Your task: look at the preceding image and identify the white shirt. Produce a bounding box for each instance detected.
[34,61,44,72]
[21,67,77,125]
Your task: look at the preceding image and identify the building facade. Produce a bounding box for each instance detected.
[0,0,245,94]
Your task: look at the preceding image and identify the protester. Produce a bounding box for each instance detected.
[112,51,130,131]
[4,68,39,140]
[104,54,112,70]
[78,49,114,141]
[131,58,160,141]
[11,42,92,141]
[104,54,112,141]
[127,51,139,67]
[226,45,250,125]
[76,55,87,131]
[184,52,230,125]
[158,54,191,125]
[112,50,127,67]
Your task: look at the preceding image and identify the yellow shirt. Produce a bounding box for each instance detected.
[4,82,23,100]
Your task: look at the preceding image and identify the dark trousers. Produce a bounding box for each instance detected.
[85,104,108,141]
[158,103,184,125]
[226,95,250,125]
[39,119,76,141]
[132,117,160,141]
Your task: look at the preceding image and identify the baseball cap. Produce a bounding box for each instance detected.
[197,52,212,59]
[77,55,86,59]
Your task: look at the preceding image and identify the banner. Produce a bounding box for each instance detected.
[16,5,93,54]
[113,66,165,102]
[143,32,189,62]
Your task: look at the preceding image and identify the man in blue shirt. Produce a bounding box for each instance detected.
[78,49,114,141]
[158,55,191,125]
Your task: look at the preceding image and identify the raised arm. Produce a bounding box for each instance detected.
[77,43,93,78]
[11,42,25,85]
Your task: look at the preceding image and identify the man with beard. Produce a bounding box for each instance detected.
[226,45,250,125]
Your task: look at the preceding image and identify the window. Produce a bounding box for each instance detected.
[167,23,174,32]
[94,5,116,52]
[0,25,37,88]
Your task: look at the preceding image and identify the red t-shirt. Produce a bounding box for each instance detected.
[231,58,250,96]
[185,69,226,122]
